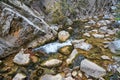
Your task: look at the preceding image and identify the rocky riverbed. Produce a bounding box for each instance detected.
[0,14,120,80]
[0,0,120,80]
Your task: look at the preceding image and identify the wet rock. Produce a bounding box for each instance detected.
[41,59,62,67]
[13,49,30,65]
[13,73,26,80]
[40,74,63,80]
[74,41,92,51]
[92,34,104,38]
[72,55,85,67]
[101,55,111,60]
[66,49,78,64]
[30,55,39,63]
[108,40,120,54]
[59,45,73,55]
[58,30,70,42]
[80,59,106,78]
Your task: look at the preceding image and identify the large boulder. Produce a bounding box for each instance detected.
[80,59,106,78]
[0,2,57,58]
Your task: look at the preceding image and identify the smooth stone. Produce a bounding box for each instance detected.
[92,34,104,38]
[101,55,111,60]
[80,59,106,78]
[59,45,73,55]
[83,33,90,37]
[108,40,120,54]
[13,49,30,65]
[74,42,92,51]
[41,59,62,67]
[40,74,63,80]
[58,30,70,42]
[66,49,78,64]
[12,73,26,80]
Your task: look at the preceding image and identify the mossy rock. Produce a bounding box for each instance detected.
[59,45,73,55]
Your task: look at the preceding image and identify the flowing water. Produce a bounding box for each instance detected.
[34,39,72,54]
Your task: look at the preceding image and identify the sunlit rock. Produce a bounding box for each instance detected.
[13,49,30,65]
[58,30,70,42]
[80,59,106,78]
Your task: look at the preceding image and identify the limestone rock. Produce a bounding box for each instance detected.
[66,49,78,64]
[13,49,30,65]
[80,59,106,78]
[41,59,62,67]
[74,42,92,51]
[108,40,120,54]
[58,30,70,42]
[40,74,63,80]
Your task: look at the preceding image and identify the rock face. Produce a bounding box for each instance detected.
[58,30,70,42]
[40,74,63,80]
[0,2,57,58]
[80,59,106,78]
[41,59,62,67]
[13,49,30,65]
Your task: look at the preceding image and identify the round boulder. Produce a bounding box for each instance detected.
[58,30,70,42]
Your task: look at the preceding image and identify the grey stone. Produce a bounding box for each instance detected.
[40,74,63,80]
[80,59,106,78]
